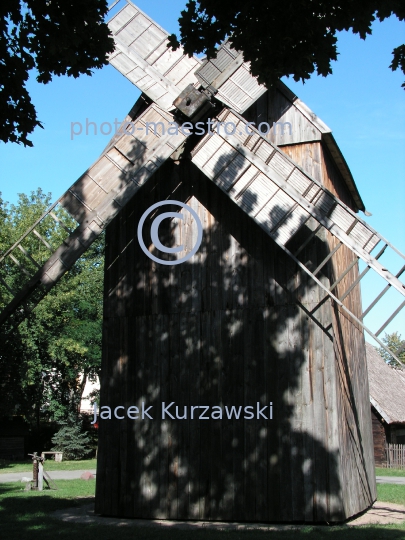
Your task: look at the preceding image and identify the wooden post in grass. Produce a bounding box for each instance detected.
[29,452,38,491]
[28,452,44,491]
[38,460,43,491]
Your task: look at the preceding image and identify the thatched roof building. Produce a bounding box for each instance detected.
[366,342,405,464]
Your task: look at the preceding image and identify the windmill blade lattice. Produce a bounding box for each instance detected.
[195,39,267,114]
[107,0,201,111]
[191,109,405,361]
[0,103,187,328]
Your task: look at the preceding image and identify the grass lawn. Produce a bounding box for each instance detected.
[3,462,401,478]
[0,458,97,474]
[377,483,405,506]
[376,467,405,477]
[1,479,405,540]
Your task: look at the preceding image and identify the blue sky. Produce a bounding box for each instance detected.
[0,0,404,340]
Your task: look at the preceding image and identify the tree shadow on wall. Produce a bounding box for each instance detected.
[95,136,375,523]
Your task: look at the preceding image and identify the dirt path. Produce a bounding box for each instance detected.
[52,500,405,529]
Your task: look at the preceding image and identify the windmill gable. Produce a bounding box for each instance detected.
[244,82,365,212]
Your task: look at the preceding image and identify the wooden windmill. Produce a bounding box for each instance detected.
[1,0,405,523]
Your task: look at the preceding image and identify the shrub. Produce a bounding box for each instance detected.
[51,417,91,460]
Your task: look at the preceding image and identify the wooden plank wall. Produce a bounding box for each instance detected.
[95,153,373,522]
[281,141,377,516]
[371,408,387,465]
[321,143,377,515]
[244,89,323,146]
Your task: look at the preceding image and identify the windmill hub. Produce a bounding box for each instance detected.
[173,83,216,121]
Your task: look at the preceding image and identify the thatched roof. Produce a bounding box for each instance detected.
[366,342,405,424]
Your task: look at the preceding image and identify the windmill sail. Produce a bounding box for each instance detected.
[195,40,267,113]
[107,0,201,111]
[191,109,405,359]
[0,103,187,328]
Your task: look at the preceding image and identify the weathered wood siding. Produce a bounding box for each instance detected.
[281,141,376,517]
[96,152,375,521]
[244,88,324,146]
[371,408,387,465]
[321,143,376,516]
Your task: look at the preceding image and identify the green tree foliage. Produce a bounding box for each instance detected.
[51,415,92,460]
[0,189,103,423]
[378,331,405,368]
[0,0,114,146]
[169,0,405,89]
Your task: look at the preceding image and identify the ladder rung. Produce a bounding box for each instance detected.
[313,241,342,277]
[362,264,405,317]
[8,254,32,277]
[345,219,358,235]
[293,223,323,257]
[268,202,299,235]
[17,244,41,269]
[375,300,405,337]
[329,257,358,293]
[361,230,378,251]
[32,229,53,251]
[0,276,16,296]
[0,201,60,264]
[107,0,121,12]
[338,244,387,301]
[49,212,73,235]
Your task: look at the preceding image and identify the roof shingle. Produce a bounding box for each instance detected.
[366,342,405,424]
